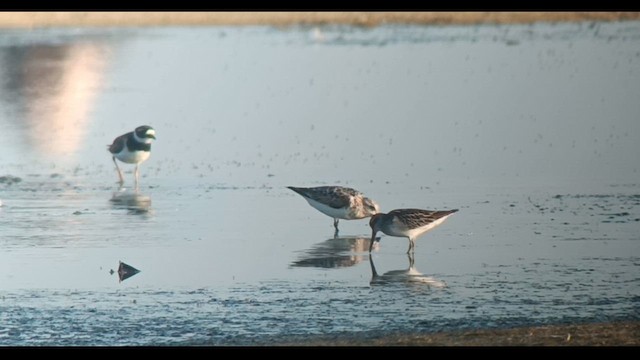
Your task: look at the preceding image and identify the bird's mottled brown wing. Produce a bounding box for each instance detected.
[108,132,129,154]
[288,186,357,209]
[323,186,361,208]
[389,209,458,230]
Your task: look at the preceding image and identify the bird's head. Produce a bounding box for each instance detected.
[134,125,156,144]
[363,197,381,217]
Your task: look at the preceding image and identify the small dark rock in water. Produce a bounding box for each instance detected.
[73,211,82,215]
[118,261,141,282]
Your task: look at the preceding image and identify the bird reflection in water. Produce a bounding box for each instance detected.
[110,187,152,216]
[369,253,447,288]
[290,235,379,269]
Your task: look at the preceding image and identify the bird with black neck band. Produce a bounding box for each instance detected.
[108,125,156,190]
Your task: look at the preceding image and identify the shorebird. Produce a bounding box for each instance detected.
[369,208,458,254]
[108,125,156,188]
[287,186,381,236]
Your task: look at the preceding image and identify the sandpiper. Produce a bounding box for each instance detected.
[287,186,380,236]
[369,208,458,253]
[108,125,156,188]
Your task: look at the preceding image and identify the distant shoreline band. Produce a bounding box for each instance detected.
[0,12,639,28]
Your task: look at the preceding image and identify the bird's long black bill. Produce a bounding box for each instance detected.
[369,231,378,252]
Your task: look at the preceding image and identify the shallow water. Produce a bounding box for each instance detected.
[0,22,639,346]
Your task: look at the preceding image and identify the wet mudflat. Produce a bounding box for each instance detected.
[0,21,639,345]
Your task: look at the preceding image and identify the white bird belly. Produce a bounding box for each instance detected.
[385,214,453,239]
[305,198,352,219]
[406,215,452,238]
[116,150,150,164]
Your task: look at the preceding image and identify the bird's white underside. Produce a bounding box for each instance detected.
[115,150,150,164]
[304,197,353,220]
[387,213,454,240]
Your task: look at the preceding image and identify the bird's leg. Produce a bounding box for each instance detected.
[112,157,124,186]
[406,238,415,254]
[333,218,340,237]
[134,164,140,191]
[407,252,415,269]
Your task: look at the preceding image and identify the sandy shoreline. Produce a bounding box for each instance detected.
[274,321,640,346]
[0,11,639,28]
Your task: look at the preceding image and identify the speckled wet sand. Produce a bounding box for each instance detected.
[2,11,638,347]
[272,321,640,346]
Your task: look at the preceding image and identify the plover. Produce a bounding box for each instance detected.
[108,125,156,188]
[369,208,458,253]
[287,186,380,236]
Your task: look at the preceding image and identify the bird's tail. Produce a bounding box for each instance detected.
[286,186,305,196]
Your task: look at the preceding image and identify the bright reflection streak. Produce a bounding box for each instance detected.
[1,42,107,161]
